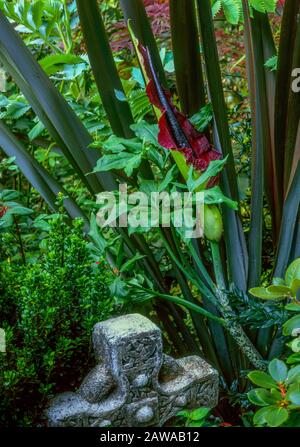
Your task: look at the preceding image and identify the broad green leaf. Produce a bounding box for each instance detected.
[39,54,85,76]
[93,152,142,176]
[102,136,141,154]
[31,0,43,28]
[28,120,45,141]
[287,365,300,384]
[190,103,213,132]
[158,165,177,192]
[265,55,278,72]
[287,385,300,406]
[255,388,278,405]
[253,407,270,426]
[203,186,238,210]
[248,371,277,388]
[283,315,300,337]
[130,122,159,147]
[267,285,292,296]
[222,0,241,25]
[272,277,285,286]
[268,359,288,382]
[270,388,282,401]
[187,157,228,192]
[285,302,300,312]
[264,406,289,427]
[190,407,211,421]
[249,287,287,301]
[291,338,300,353]
[287,352,300,365]
[250,0,276,13]
[247,389,269,406]
[285,258,300,287]
[291,279,300,297]
[4,205,32,217]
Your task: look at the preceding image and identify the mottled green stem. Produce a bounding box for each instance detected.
[216,289,267,371]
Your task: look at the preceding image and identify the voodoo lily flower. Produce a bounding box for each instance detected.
[139,45,222,182]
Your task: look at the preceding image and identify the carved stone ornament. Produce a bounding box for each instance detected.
[46,314,219,427]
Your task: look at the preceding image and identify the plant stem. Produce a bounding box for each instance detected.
[133,284,225,325]
[216,289,267,371]
[210,241,226,289]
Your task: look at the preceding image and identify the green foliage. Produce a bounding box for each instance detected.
[211,0,277,24]
[0,212,114,426]
[249,258,300,301]
[265,55,278,72]
[176,407,213,427]
[0,0,299,428]
[248,359,300,427]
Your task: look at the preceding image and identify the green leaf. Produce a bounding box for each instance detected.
[287,385,300,406]
[267,285,292,296]
[203,186,238,210]
[247,389,271,407]
[190,103,213,132]
[248,371,277,388]
[0,12,112,194]
[39,54,85,76]
[31,0,43,28]
[249,287,287,301]
[287,366,300,384]
[291,279,300,297]
[93,153,142,176]
[28,121,45,141]
[283,314,300,337]
[130,122,159,147]
[0,119,89,226]
[120,254,146,273]
[250,0,276,13]
[157,165,177,192]
[253,406,270,426]
[255,388,278,405]
[290,337,300,353]
[264,406,289,427]
[285,259,300,287]
[4,205,32,217]
[272,277,285,286]
[265,55,278,72]
[103,136,141,154]
[222,0,241,25]
[190,407,211,421]
[268,359,288,382]
[187,157,229,192]
[285,302,300,312]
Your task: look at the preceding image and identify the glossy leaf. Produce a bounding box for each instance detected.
[248,371,277,388]
[268,359,288,382]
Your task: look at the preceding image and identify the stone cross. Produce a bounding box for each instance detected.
[46,314,219,427]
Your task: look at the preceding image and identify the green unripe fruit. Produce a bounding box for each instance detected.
[204,205,223,242]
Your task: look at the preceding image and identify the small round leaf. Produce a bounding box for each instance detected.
[264,406,289,427]
[268,359,288,382]
[248,371,277,388]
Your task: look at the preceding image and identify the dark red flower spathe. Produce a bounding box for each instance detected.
[139,45,222,181]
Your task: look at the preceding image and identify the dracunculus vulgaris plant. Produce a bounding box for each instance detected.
[0,0,299,404]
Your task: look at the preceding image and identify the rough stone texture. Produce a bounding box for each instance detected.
[46,314,219,427]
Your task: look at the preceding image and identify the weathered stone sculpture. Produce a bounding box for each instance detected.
[46,314,219,427]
